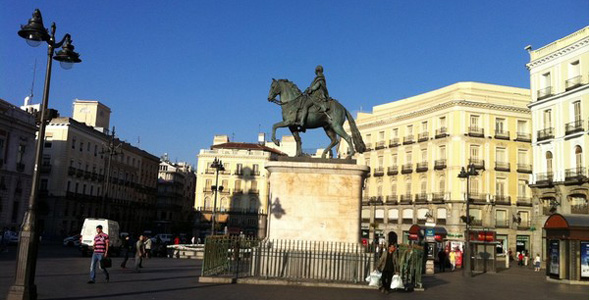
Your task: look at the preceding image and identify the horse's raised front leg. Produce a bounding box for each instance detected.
[271,121,291,146]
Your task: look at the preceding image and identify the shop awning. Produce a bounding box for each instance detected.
[544,213,589,241]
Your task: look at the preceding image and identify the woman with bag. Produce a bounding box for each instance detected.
[376,243,399,294]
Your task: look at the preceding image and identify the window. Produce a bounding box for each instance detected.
[405,179,412,195]
[379,131,385,141]
[205,179,212,190]
[406,151,412,164]
[518,180,527,197]
[439,145,446,159]
[542,72,551,88]
[388,209,399,221]
[378,156,383,168]
[496,147,506,163]
[79,142,83,152]
[390,181,397,195]
[496,210,507,222]
[470,145,480,160]
[234,180,241,190]
[204,197,211,209]
[546,151,553,174]
[437,208,447,220]
[569,60,580,78]
[518,149,528,165]
[407,125,413,135]
[236,163,243,175]
[72,138,76,149]
[470,115,480,128]
[575,146,583,170]
[470,178,479,195]
[573,101,582,122]
[439,176,445,192]
[252,164,259,175]
[17,145,25,164]
[391,154,398,165]
[366,134,371,143]
[250,180,258,191]
[543,109,552,128]
[422,121,428,132]
[392,128,398,138]
[495,118,505,132]
[421,149,427,162]
[420,178,427,194]
[517,120,527,133]
[496,179,506,196]
[439,116,446,128]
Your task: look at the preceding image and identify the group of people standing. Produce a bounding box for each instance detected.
[437,247,463,272]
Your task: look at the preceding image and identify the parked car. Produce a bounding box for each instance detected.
[151,233,173,244]
[63,234,81,247]
[79,218,122,256]
[5,231,19,245]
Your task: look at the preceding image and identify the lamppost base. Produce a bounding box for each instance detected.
[6,285,37,300]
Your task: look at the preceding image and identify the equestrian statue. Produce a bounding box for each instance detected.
[267,65,365,159]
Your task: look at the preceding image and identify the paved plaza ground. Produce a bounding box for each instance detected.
[0,243,588,300]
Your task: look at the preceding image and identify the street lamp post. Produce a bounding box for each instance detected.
[8,9,81,300]
[458,163,478,278]
[100,126,121,218]
[210,158,225,235]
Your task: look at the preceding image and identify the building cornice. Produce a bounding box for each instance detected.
[357,100,531,130]
[526,37,589,70]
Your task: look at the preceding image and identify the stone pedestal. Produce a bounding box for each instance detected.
[265,158,369,244]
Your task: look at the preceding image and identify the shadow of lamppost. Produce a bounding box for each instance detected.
[8,9,81,300]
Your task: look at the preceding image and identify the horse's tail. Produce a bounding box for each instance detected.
[344,108,366,153]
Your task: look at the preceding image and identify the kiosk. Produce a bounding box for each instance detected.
[544,214,589,285]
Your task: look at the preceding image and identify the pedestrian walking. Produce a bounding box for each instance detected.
[524,251,529,267]
[438,249,447,272]
[88,225,109,284]
[120,236,132,268]
[449,249,456,271]
[145,236,152,259]
[135,235,146,272]
[376,243,399,294]
[518,252,524,266]
[534,253,541,272]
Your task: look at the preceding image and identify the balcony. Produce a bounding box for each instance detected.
[372,196,384,204]
[40,164,52,173]
[571,204,588,215]
[537,128,554,141]
[388,138,400,148]
[84,171,92,179]
[418,132,429,142]
[496,219,510,228]
[386,195,398,204]
[565,167,588,184]
[469,193,488,204]
[517,197,532,207]
[373,167,384,177]
[375,141,386,150]
[252,170,260,176]
[76,169,84,177]
[204,168,215,174]
[517,219,531,230]
[435,127,448,139]
[387,165,398,175]
[401,163,413,174]
[434,159,446,170]
[565,120,585,135]
[365,143,373,151]
[403,135,415,145]
[468,127,484,137]
[494,162,510,172]
[234,170,243,176]
[494,195,511,206]
[515,132,532,142]
[68,166,76,176]
[416,162,428,172]
[494,130,510,140]
[415,193,428,204]
[537,86,553,100]
[470,219,483,226]
[469,159,485,170]
[431,193,446,203]
[233,188,243,194]
[517,164,532,173]
[16,162,25,172]
[361,196,370,205]
[248,189,259,194]
[565,75,583,91]
[534,172,554,187]
[400,194,413,204]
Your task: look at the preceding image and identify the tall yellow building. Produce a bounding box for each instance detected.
[526,27,589,272]
[340,82,533,254]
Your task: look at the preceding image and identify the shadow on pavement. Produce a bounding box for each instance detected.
[42,284,226,300]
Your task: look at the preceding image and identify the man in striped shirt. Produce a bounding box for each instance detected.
[88,225,110,283]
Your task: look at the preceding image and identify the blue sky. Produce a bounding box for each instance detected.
[1,1,588,164]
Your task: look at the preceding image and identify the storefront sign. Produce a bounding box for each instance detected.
[549,240,560,276]
[447,232,463,239]
[581,241,589,278]
[425,228,435,242]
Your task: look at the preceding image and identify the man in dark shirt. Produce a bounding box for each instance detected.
[376,244,399,294]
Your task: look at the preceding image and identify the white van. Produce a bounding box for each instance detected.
[79,218,122,256]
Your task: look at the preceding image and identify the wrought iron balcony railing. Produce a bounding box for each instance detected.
[515,132,532,142]
[431,192,446,203]
[517,197,532,207]
[537,128,554,141]
[415,193,428,203]
[434,159,446,170]
[375,141,386,150]
[468,127,484,137]
[537,86,553,100]
[403,135,415,145]
[494,195,511,205]
[401,164,413,174]
[469,159,485,170]
[517,164,532,173]
[418,132,429,142]
[571,204,588,215]
[494,162,510,172]
[565,75,583,91]
[400,194,413,204]
[565,167,588,182]
[435,127,448,138]
[494,130,510,140]
[387,166,398,175]
[534,172,554,187]
[416,162,428,172]
[496,219,509,228]
[386,195,398,204]
[565,120,585,135]
[388,138,400,148]
[373,167,384,176]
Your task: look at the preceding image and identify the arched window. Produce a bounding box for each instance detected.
[575,146,583,170]
[546,151,553,174]
[405,178,412,195]
[220,197,228,212]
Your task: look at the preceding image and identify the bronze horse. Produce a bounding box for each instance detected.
[267,79,365,158]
